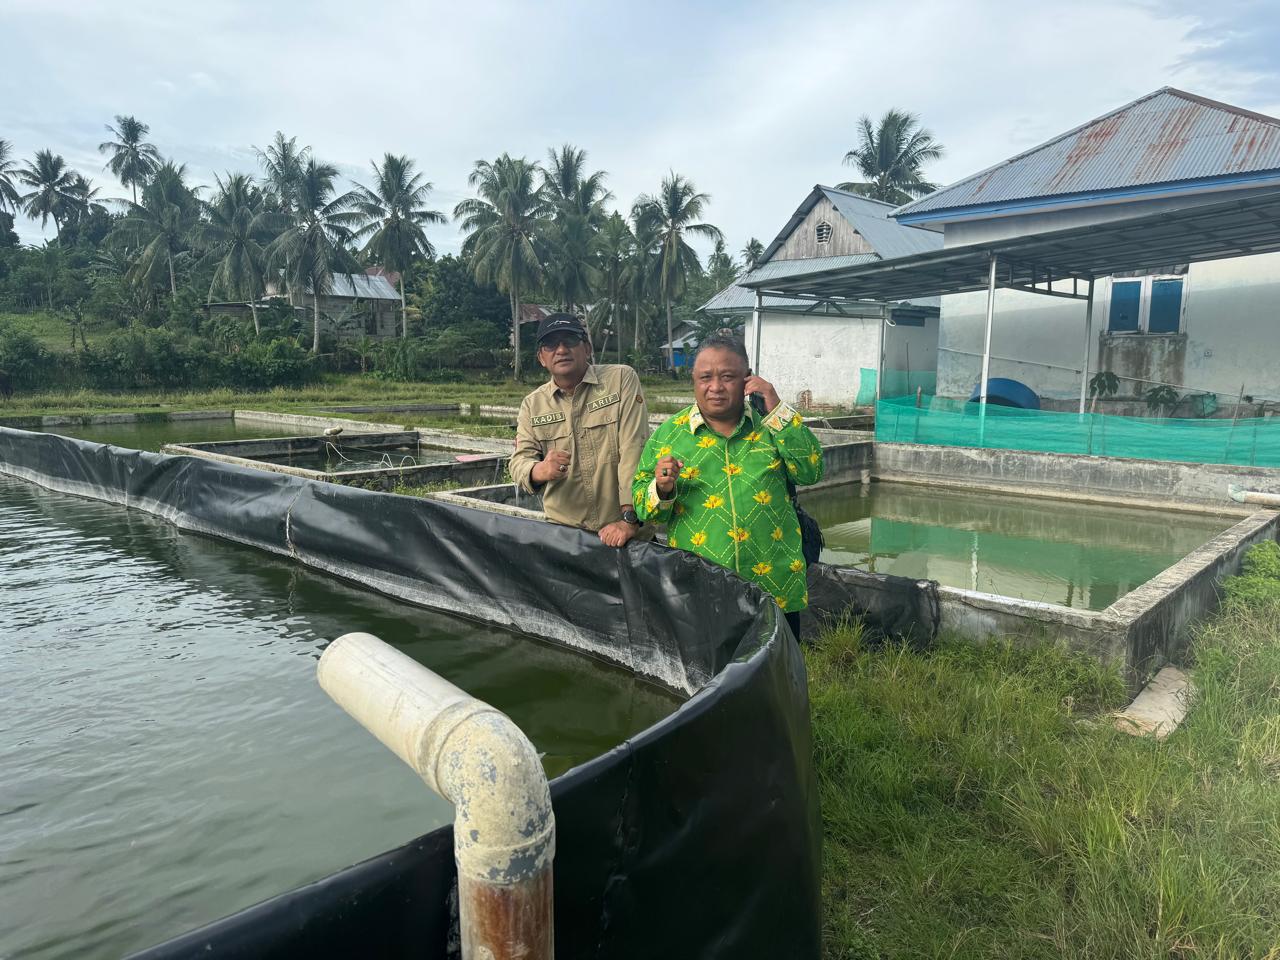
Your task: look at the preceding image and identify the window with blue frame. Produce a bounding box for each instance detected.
[1107,281,1142,332]
[1106,272,1186,334]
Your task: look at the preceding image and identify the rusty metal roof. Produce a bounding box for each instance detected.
[743,190,1280,304]
[895,88,1280,220]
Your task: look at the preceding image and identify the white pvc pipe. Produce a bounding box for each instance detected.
[318,632,555,960]
[1228,485,1280,507]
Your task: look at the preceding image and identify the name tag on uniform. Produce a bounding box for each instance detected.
[587,392,620,412]
[530,412,566,426]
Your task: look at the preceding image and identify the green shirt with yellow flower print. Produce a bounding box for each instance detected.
[632,400,825,611]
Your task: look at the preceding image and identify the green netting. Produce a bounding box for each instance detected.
[876,394,1280,467]
[855,369,937,407]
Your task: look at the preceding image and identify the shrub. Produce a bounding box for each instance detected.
[1223,540,1280,605]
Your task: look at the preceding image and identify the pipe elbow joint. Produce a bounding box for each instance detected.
[421,700,555,884]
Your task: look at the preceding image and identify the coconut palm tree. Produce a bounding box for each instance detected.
[545,210,599,316]
[349,153,446,337]
[593,211,633,361]
[454,154,550,380]
[18,150,80,238]
[64,174,109,230]
[544,144,611,221]
[706,238,738,291]
[255,132,311,216]
[633,173,723,371]
[265,158,359,353]
[115,161,201,295]
[837,109,944,205]
[740,237,764,272]
[0,139,21,215]
[192,173,281,334]
[627,214,660,358]
[98,115,161,204]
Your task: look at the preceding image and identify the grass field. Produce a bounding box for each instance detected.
[0,372,691,420]
[809,547,1280,959]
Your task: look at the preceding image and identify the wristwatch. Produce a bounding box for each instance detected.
[621,508,643,527]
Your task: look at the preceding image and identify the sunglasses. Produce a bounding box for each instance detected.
[540,333,584,351]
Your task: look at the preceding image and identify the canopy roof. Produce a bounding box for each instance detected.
[741,190,1280,303]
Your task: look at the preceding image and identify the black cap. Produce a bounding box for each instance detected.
[535,313,589,344]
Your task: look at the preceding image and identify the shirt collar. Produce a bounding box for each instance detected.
[689,403,759,437]
[546,364,599,399]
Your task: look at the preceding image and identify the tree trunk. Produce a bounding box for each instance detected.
[312,289,321,353]
[511,287,523,382]
[167,250,177,296]
[399,274,408,338]
[249,300,260,337]
[633,301,640,355]
[613,298,621,364]
[665,299,675,372]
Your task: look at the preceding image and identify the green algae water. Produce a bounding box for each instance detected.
[43,418,293,451]
[256,443,470,473]
[805,481,1234,610]
[0,475,679,959]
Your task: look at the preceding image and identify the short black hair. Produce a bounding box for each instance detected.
[693,332,749,370]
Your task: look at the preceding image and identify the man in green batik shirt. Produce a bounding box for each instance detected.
[632,334,824,640]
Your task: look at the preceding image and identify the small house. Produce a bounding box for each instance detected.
[701,186,943,409]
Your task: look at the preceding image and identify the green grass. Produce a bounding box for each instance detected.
[810,575,1280,958]
[0,372,684,420]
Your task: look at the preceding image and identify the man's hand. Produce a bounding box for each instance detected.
[743,375,781,413]
[655,455,683,497]
[598,521,636,548]
[531,449,571,484]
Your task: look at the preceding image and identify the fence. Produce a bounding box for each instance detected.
[876,394,1280,468]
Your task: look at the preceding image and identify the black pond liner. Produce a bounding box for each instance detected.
[0,426,891,960]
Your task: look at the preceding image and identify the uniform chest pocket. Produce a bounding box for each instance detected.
[530,420,571,448]
[582,404,620,460]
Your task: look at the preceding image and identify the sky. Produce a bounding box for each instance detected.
[4,0,1280,255]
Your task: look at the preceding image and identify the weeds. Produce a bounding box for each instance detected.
[811,546,1280,958]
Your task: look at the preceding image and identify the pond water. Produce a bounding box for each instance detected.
[0,475,678,959]
[802,481,1234,610]
[42,418,297,451]
[255,442,478,473]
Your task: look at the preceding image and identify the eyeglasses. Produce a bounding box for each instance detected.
[540,333,584,351]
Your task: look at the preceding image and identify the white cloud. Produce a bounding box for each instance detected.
[3,0,1277,254]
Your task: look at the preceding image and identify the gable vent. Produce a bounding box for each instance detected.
[815,220,833,244]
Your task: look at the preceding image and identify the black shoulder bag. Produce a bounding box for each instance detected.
[751,394,825,566]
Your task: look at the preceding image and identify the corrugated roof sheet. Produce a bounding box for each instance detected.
[895,88,1280,219]
[821,188,943,258]
[702,256,879,313]
[321,273,399,300]
[759,186,942,263]
[702,255,938,314]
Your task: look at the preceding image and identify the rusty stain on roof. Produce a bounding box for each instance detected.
[895,88,1280,219]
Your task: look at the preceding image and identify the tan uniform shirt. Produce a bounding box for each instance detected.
[510,364,649,532]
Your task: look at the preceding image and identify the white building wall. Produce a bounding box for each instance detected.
[936,252,1280,403]
[746,310,939,409]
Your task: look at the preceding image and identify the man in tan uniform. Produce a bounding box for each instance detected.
[510,313,650,548]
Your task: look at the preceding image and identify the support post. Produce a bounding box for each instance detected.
[876,304,887,403]
[1077,278,1095,416]
[318,633,555,960]
[751,289,763,373]
[978,253,997,444]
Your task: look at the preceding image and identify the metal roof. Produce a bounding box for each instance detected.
[743,189,1280,303]
[760,185,942,262]
[322,273,399,300]
[702,186,942,315]
[894,88,1280,220]
[702,255,881,314]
